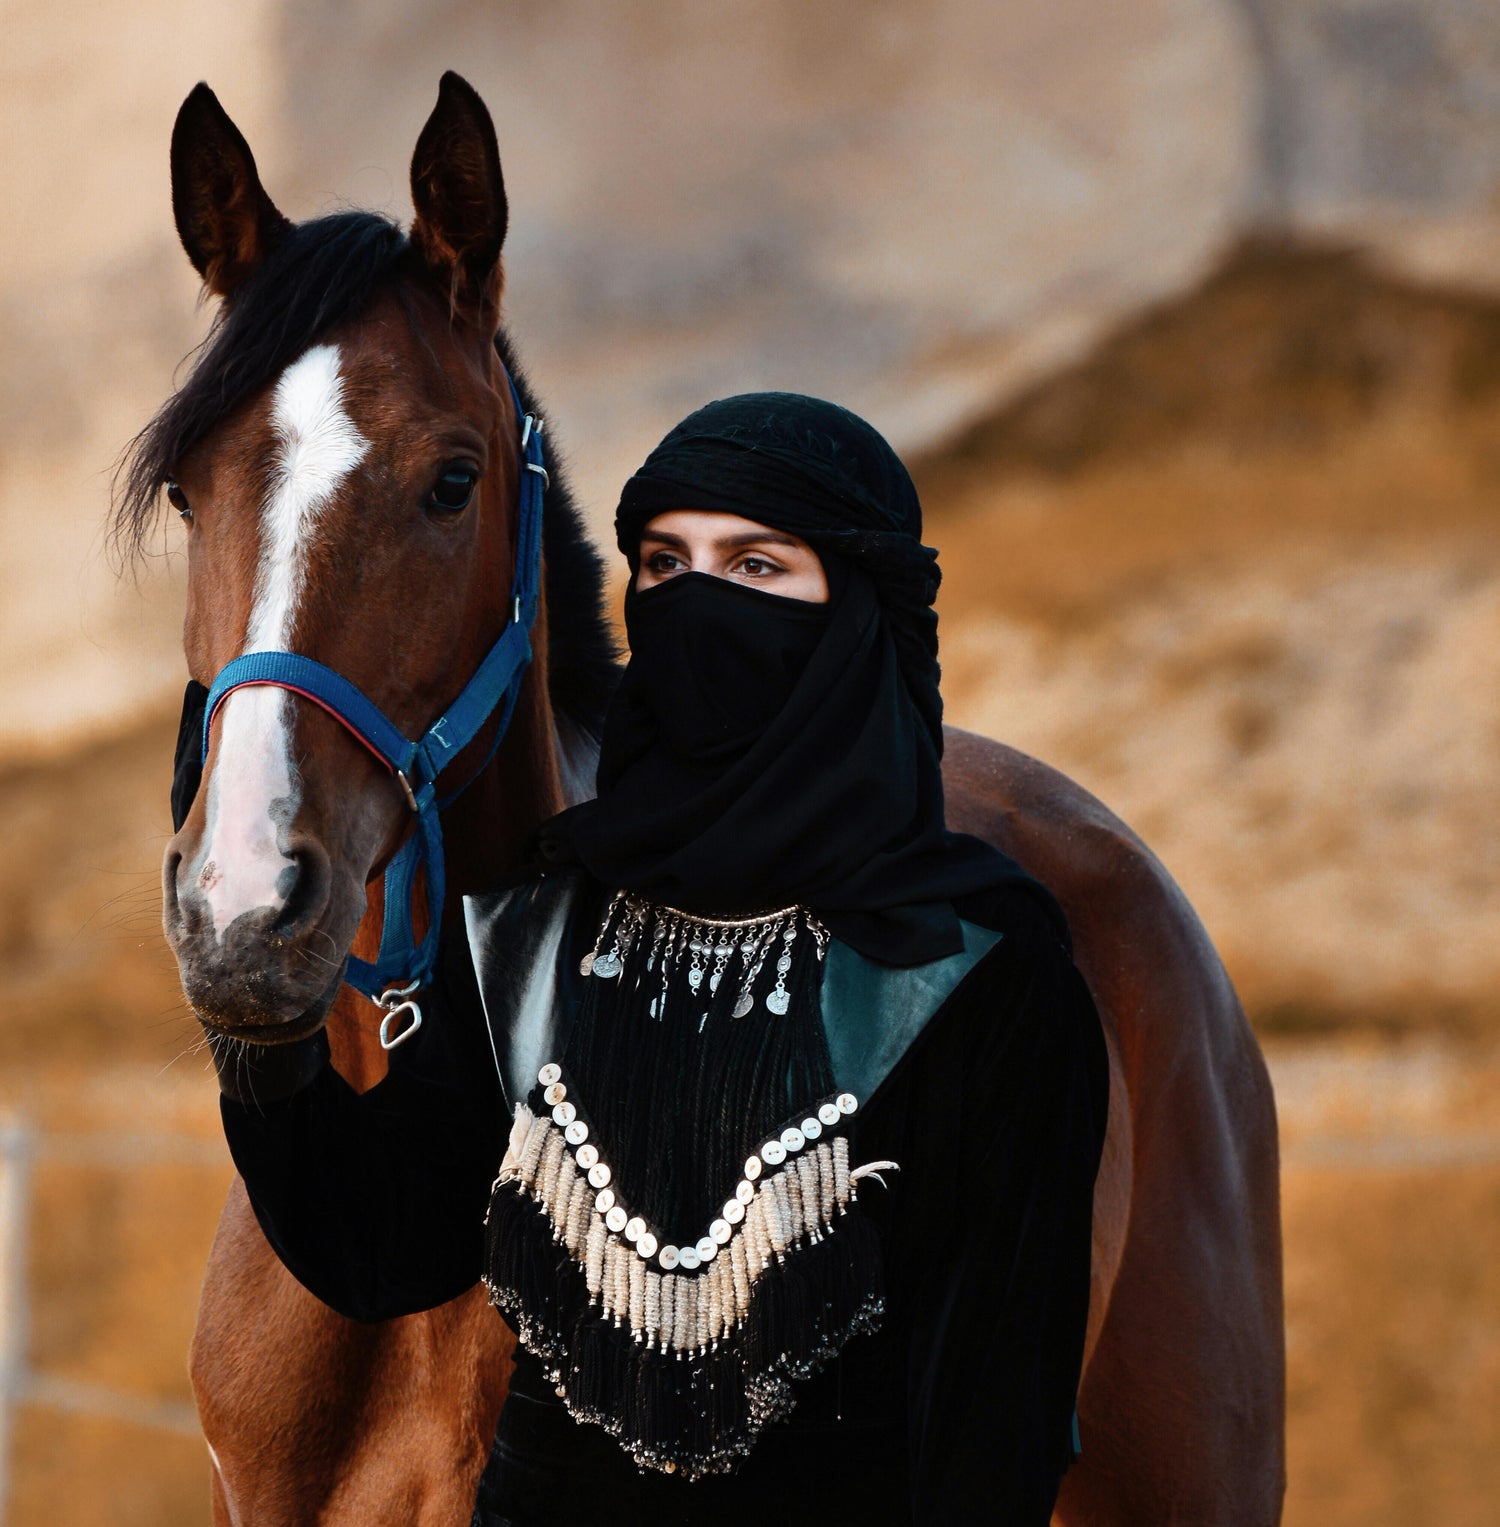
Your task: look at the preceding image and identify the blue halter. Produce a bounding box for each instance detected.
[201,371,547,1046]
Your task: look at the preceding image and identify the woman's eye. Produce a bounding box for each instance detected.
[426,465,480,515]
[737,556,779,577]
[647,552,683,573]
[166,480,193,524]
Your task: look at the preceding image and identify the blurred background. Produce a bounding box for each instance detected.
[2,0,1497,1521]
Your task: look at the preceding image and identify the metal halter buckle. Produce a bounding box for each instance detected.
[377,979,424,1050]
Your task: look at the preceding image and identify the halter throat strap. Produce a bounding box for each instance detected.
[200,369,547,1012]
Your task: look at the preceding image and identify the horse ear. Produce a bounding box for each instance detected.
[170,84,290,299]
[409,72,508,317]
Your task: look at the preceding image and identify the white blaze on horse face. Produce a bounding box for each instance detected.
[198,345,369,935]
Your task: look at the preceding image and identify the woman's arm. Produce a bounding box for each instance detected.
[900,904,1109,1521]
[218,937,506,1323]
[172,680,506,1323]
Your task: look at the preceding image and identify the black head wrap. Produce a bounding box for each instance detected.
[538,392,1062,966]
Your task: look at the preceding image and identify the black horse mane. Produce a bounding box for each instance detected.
[113,210,619,740]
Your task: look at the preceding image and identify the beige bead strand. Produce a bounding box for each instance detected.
[628,1255,646,1340]
[766,1175,791,1259]
[753,1194,774,1272]
[818,1142,836,1226]
[645,1270,663,1350]
[611,1239,631,1327]
[742,1196,765,1278]
[706,1259,724,1345]
[536,1131,566,1217]
[561,1174,588,1254]
[696,1270,714,1355]
[833,1133,851,1210]
[584,1217,607,1300]
[672,1275,692,1355]
[797,1153,820,1243]
[518,1111,550,1185]
[729,1234,750,1323]
[782,1160,804,1247]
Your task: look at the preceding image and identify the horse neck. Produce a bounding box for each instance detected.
[327,584,566,1092]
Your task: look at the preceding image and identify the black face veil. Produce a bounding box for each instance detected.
[536,392,1064,966]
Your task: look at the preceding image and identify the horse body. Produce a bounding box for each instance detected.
[190,730,1285,1526]
[133,74,1283,1527]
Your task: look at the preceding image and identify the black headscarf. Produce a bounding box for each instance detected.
[538,392,1062,966]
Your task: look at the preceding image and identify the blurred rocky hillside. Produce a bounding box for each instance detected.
[6,0,1500,758]
[927,236,1500,1030]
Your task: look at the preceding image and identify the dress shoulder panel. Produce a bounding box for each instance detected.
[821,918,1002,1106]
[462,869,597,1113]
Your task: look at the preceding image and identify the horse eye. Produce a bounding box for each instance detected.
[426,465,479,515]
[166,481,193,524]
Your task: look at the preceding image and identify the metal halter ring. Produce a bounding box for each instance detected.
[377,979,424,1051]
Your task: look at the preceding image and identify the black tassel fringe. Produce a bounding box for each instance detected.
[483,1181,884,1479]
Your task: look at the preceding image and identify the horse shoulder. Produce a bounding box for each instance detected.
[941,725,1282,1347]
[942,725,1259,1078]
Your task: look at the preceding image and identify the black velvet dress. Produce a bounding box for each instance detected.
[220,873,1109,1527]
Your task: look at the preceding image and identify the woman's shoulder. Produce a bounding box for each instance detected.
[460,868,611,1113]
[953,878,1074,957]
[838,884,1091,1110]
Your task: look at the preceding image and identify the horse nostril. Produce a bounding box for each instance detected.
[273,841,333,935]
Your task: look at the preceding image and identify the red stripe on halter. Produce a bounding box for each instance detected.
[211,679,398,775]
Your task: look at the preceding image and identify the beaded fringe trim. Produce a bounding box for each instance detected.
[482,1065,887,1478]
[493,1078,861,1327]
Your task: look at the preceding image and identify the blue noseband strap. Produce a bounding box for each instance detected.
[201,369,547,1002]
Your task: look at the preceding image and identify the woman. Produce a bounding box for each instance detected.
[178,393,1108,1525]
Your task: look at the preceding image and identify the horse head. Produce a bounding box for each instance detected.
[122,75,609,1048]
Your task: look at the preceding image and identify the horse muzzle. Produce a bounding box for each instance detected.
[163,832,358,1039]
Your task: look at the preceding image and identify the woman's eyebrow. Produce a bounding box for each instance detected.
[639,529,804,552]
[715,531,801,551]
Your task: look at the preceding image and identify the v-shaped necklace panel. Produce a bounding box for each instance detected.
[481,891,890,1479]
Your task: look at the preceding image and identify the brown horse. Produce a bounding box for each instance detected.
[124,76,1284,1525]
